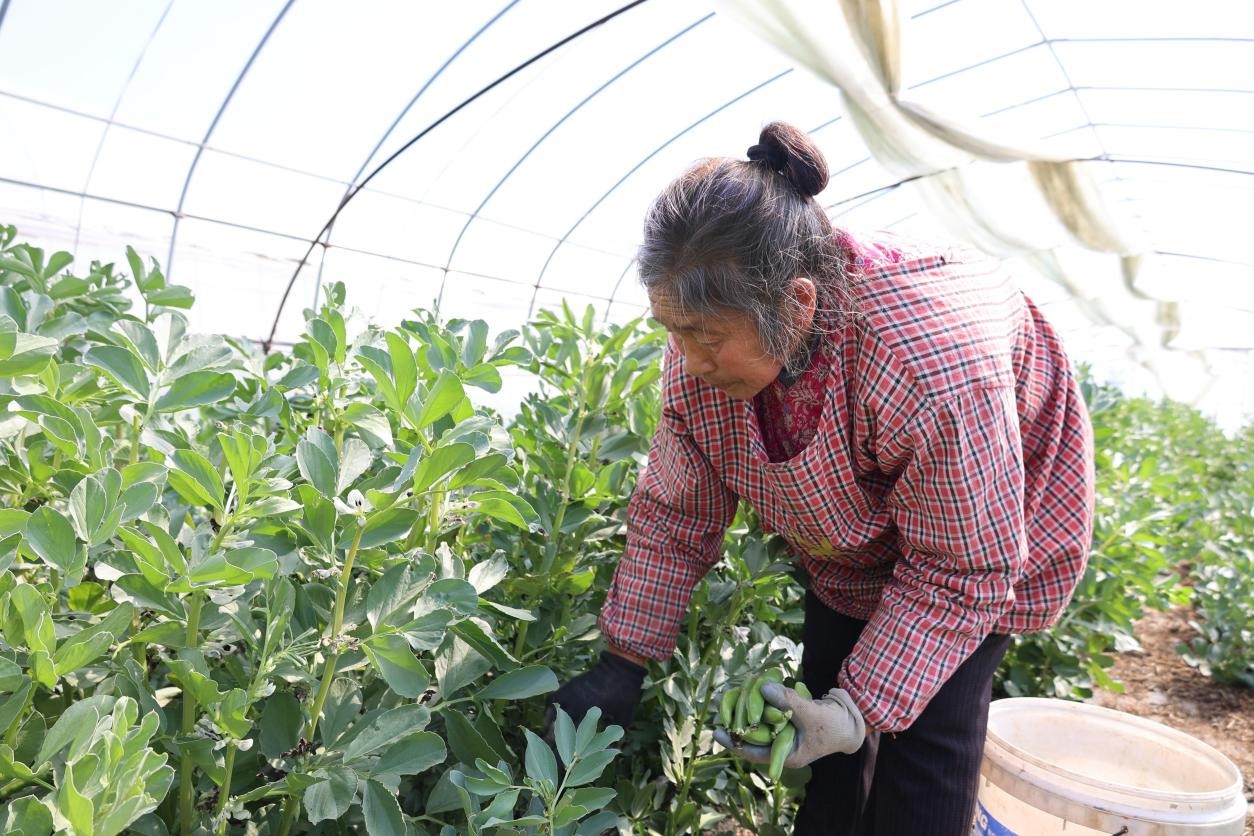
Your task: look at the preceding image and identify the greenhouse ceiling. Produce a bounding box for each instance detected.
[0,0,1251,422]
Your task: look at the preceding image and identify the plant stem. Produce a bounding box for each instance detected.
[178,590,205,836]
[302,529,361,772]
[275,521,365,836]
[129,414,142,466]
[665,597,745,836]
[214,742,237,835]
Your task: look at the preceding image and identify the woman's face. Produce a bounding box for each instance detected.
[649,290,784,400]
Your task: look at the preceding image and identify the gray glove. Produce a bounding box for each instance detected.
[714,681,866,769]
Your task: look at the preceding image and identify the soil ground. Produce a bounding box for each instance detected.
[1089,605,1253,835]
[707,605,1253,835]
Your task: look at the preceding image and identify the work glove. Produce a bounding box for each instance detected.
[714,681,866,769]
[545,650,646,735]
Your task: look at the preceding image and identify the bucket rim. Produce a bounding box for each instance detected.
[985,697,1244,806]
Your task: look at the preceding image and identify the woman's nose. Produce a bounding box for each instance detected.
[685,347,715,376]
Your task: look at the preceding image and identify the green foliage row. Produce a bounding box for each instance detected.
[0,226,630,836]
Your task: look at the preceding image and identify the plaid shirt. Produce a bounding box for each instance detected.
[600,230,1096,732]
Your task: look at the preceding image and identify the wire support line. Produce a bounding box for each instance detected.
[982,85,1254,119]
[438,12,713,310]
[263,0,651,352]
[0,174,628,309]
[528,68,795,316]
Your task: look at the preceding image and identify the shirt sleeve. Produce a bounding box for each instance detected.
[599,408,738,661]
[838,385,1027,732]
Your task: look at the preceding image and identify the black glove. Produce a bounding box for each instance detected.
[546,651,646,733]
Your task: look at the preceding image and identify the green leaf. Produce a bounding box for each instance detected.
[0,657,22,691]
[366,562,433,630]
[447,453,510,490]
[413,370,464,429]
[442,710,500,767]
[478,665,559,701]
[57,763,95,836]
[0,332,58,377]
[0,509,30,540]
[342,401,393,448]
[523,729,558,787]
[258,691,302,758]
[564,748,619,788]
[411,442,475,494]
[146,284,194,308]
[358,508,419,550]
[340,704,430,764]
[467,554,508,594]
[304,766,358,824]
[187,547,278,588]
[322,678,361,746]
[296,428,337,498]
[167,449,224,512]
[449,619,517,671]
[363,633,429,698]
[83,344,150,399]
[53,602,133,675]
[336,437,372,494]
[0,681,33,733]
[466,490,539,532]
[154,370,236,412]
[434,634,490,699]
[386,332,416,408]
[371,732,445,777]
[361,779,405,836]
[69,468,124,546]
[25,506,82,576]
[554,705,577,767]
[36,694,116,767]
[115,320,161,370]
[0,795,53,836]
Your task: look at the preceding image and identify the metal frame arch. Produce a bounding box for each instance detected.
[165,0,296,276]
[261,0,651,350]
[527,68,795,317]
[74,0,176,253]
[311,0,523,309]
[437,11,715,307]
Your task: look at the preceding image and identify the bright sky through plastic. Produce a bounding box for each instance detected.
[0,0,1250,425]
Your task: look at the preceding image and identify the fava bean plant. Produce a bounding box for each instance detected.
[0,226,624,836]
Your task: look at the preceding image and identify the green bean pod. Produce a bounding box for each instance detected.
[741,724,772,745]
[734,680,750,734]
[763,704,785,725]
[719,687,740,728]
[768,722,797,781]
[746,675,767,726]
[793,681,812,700]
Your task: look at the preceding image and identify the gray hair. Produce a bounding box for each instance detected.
[637,122,855,375]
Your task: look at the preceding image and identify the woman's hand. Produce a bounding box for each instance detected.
[714,682,866,769]
[544,650,647,737]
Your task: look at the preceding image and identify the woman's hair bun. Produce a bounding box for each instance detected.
[746,121,829,198]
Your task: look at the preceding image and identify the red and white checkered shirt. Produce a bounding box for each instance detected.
[600,230,1096,732]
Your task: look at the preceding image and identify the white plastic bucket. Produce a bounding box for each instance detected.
[975,698,1247,835]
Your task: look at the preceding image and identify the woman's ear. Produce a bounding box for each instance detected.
[790,276,817,329]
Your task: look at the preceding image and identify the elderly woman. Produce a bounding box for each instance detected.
[551,121,1095,835]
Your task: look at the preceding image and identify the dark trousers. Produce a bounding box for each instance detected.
[794,591,1010,836]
